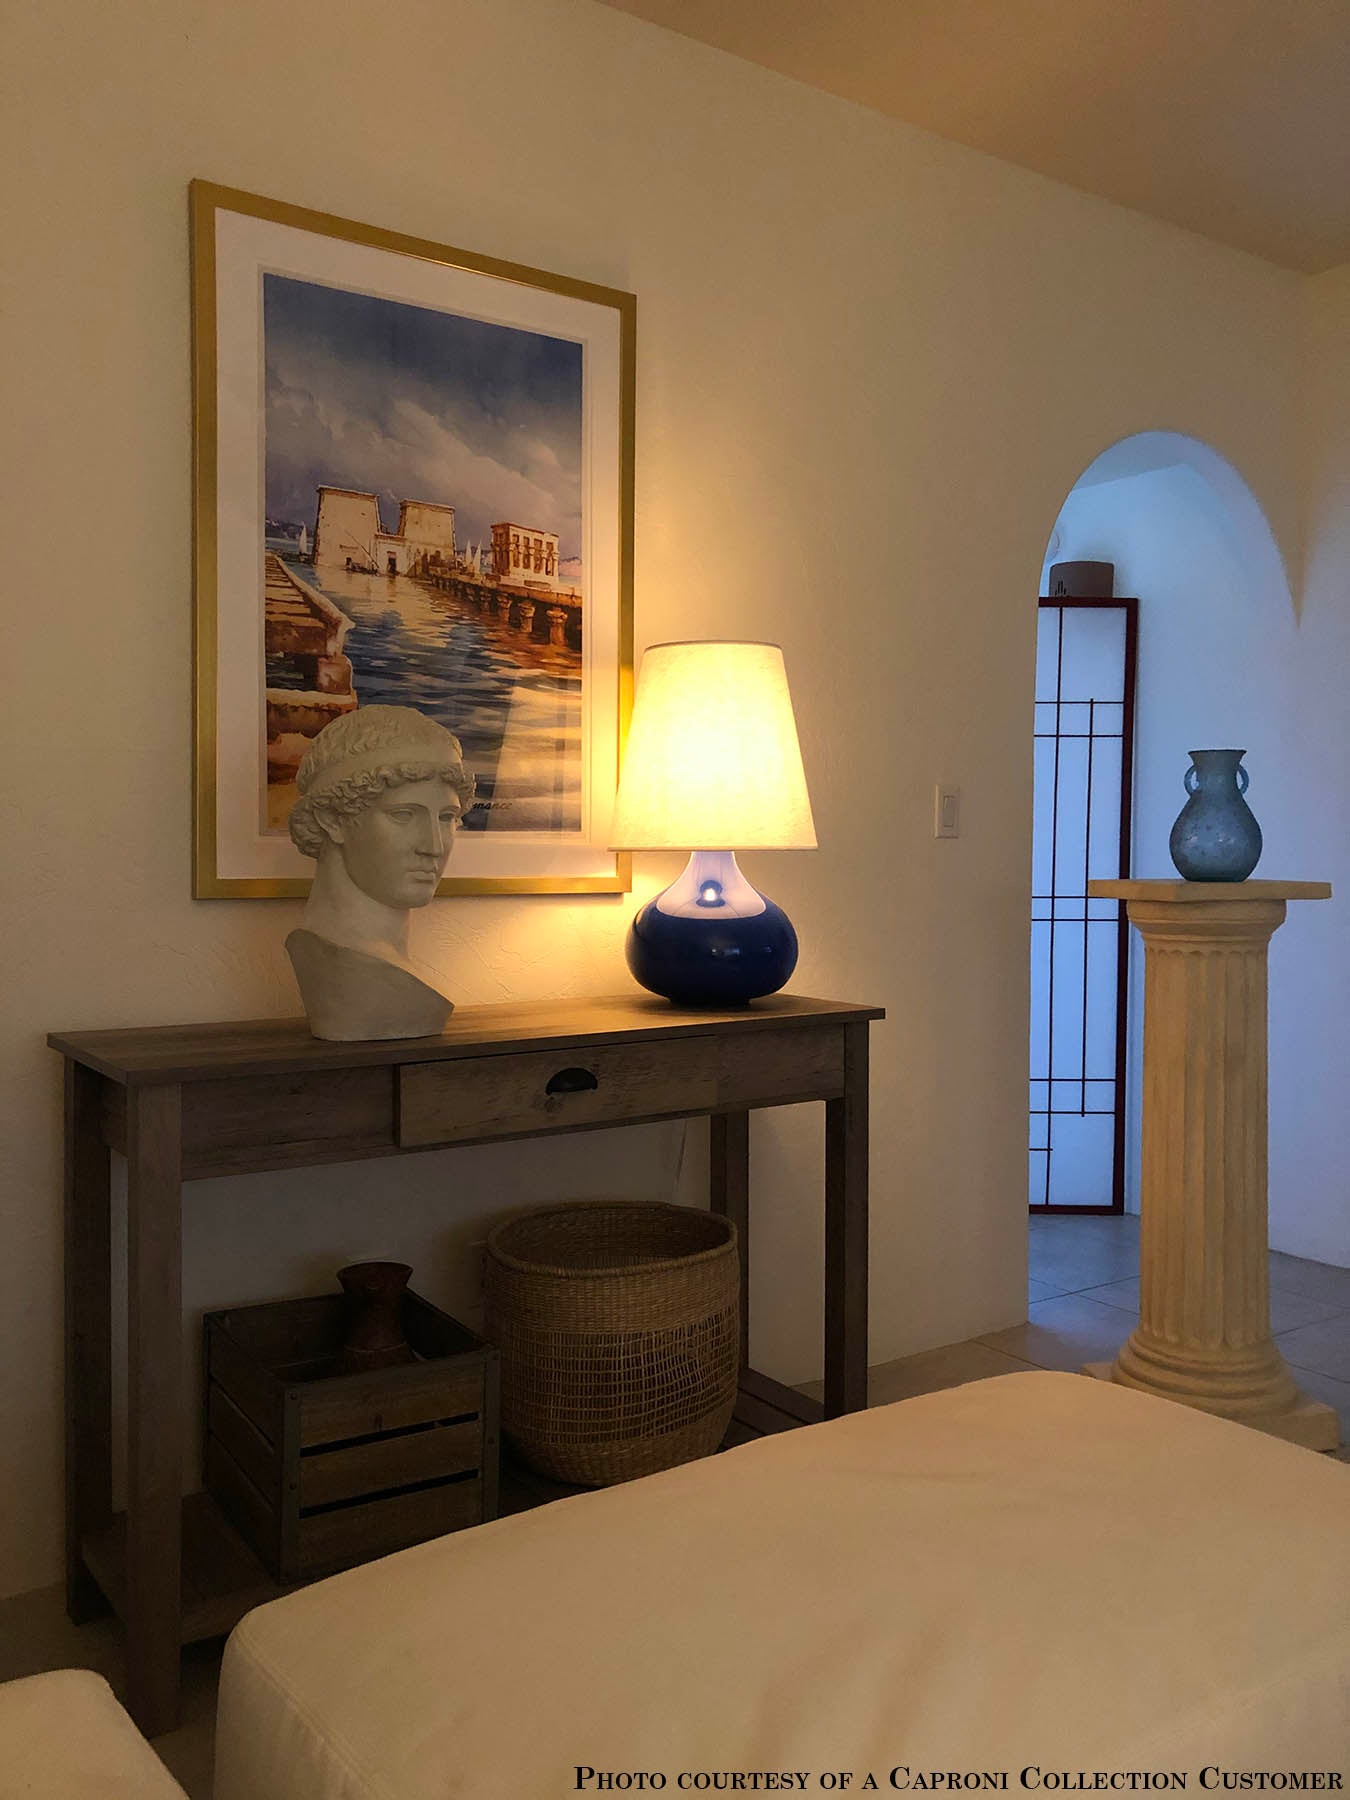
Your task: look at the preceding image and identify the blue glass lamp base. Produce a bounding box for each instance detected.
[626,856,799,1008]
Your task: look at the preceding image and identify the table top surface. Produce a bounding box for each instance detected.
[50,992,885,1084]
[1088,879,1332,902]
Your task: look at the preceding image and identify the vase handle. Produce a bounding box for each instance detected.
[1184,766,1200,794]
[1236,765,1249,793]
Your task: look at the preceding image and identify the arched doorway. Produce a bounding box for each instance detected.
[1031,431,1293,1222]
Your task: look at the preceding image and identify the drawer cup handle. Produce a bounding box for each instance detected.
[545,1066,599,1096]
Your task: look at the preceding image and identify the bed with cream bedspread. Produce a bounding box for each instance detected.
[214,1373,1350,1799]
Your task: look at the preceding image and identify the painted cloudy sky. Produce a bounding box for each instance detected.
[263,274,583,563]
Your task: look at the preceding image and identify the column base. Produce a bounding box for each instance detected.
[1082,1362,1340,1451]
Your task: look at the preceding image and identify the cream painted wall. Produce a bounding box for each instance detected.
[1280,264,1350,1267]
[0,0,1307,1597]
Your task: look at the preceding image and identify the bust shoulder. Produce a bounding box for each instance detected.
[285,929,453,1042]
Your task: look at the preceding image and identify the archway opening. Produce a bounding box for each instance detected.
[1029,432,1296,1273]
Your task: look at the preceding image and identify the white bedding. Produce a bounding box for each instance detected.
[214,1373,1350,1799]
[0,1669,188,1797]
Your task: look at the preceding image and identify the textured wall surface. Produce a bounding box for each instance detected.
[1277,266,1350,1267]
[0,0,1308,1596]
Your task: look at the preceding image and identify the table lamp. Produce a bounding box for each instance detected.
[609,640,816,1006]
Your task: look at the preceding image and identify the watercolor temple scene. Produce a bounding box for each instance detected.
[261,271,586,835]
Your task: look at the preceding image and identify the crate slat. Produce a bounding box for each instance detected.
[299,1418,482,1509]
[207,1384,279,1503]
[402,1292,484,1360]
[297,1364,486,1449]
[206,1320,283,1443]
[213,1295,342,1367]
[299,1477,483,1579]
[205,1436,281,1575]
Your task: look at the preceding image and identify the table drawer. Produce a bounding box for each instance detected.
[399,1037,720,1147]
[398,1024,846,1148]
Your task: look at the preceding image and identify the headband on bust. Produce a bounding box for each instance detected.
[302,745,466,799]
[296,705,467,799]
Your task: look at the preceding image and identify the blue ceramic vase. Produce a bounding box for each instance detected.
[625,850,799,1007]
[1168,749,1262,881]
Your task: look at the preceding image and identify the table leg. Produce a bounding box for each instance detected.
[125,1083,183,1737]
[709,1111,750,1370]
[824,1021,869,1417]
[65,1062,112,1623]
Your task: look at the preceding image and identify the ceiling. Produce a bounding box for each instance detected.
[596,0,1350,272]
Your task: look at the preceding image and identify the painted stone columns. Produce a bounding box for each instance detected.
[1085,880,1337,1451]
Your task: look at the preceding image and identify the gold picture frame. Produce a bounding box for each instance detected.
[191,180,634,898]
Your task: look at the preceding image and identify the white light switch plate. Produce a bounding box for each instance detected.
[934,784,961,838]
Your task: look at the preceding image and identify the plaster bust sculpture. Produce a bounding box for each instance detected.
[285,705,475,1041]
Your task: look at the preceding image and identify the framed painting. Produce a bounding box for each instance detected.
[191,181,634,897]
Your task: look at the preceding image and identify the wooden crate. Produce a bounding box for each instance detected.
[204,1292,498,1584]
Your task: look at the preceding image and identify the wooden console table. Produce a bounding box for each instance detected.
[51,992,882,1735]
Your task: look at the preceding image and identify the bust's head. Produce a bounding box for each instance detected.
[289,706,475,910]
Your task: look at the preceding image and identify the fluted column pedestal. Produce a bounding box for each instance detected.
[1084,880,1337,1451]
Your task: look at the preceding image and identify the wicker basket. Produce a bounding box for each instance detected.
[483,1200,739,1486]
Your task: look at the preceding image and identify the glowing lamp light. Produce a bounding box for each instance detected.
[609,641,816,1007]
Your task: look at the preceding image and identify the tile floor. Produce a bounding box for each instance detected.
[2,1213,1347,1796]
[802,1211,1350,1445]
[1014,1212,1350,1455]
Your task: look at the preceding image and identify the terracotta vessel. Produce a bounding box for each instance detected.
[337,1261,417,1372]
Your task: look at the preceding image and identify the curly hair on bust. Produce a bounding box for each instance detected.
[289,760,477,860]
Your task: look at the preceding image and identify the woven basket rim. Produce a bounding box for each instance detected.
[486,1199,736,1280]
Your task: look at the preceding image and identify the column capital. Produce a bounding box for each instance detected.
[1088,881,1330,948]
[1088,880,1331,903]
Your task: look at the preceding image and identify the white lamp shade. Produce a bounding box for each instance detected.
[610,641,817,850]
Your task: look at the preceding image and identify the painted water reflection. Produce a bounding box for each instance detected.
[268,557,582,836]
